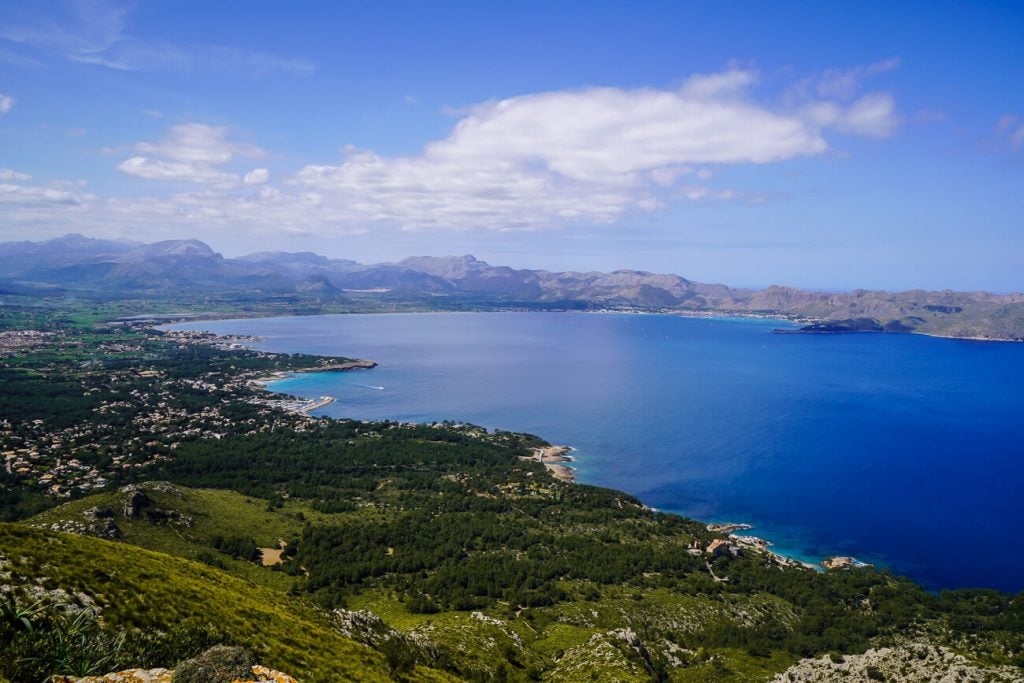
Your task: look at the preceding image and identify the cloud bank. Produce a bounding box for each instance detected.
[0,65,902,239]
[117,124,265,185]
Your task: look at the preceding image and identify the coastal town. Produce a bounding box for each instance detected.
[0,325,366,502]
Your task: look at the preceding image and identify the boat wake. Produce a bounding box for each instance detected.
[355,384,384,390]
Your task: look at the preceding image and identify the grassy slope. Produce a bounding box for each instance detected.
[28,484,311,590]
[0,523,453,683]
[25,484,805,681]
[22,480,1024,682]
[347,587,802,682]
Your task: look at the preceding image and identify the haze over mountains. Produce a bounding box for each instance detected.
[3,234,1023,340]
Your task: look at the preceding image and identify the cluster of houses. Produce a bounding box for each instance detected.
[161,329,264,350]
[0,329,55,355]
[2,349,323,499]
[2,419,109,497]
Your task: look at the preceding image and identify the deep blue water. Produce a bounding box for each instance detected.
[172,312,1024,592]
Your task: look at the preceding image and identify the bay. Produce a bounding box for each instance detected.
[172,312,1024,592]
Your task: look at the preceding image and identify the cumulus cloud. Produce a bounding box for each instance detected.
[118,157,236,184]
[0,93,13,114]
[3,65,905,238]
[802,92,899,138]
[287,69,899,229]
[0,168,31,181]
[118,124,264,184]
[0,180,94,208]
[132,123,264,164]
[679,68,759,99]
[290,76,834,229]
[244,168,270,185]
[786,58,901,139]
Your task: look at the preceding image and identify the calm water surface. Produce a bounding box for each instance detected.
[172,312,1024,591]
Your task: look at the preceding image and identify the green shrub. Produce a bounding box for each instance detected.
[172,645,255,683]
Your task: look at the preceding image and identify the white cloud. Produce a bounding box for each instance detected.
[0,93,13,114]
[290,78,836,229]
[118,157,236,184]
[133,123,264,164]
[243,168,270,185]
[0,168,31,181]
[118,124,264,184]
[677,186,742,201]
[0,182,94,206]
[801,92,899,138]
[676,185,774,203]
[3,67,904,239]
[815,58,900,100]
[785,59,901,139]
[680,68,759,99]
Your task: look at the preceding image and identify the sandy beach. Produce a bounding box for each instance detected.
[533,445,576,482]
[249,371,292,387]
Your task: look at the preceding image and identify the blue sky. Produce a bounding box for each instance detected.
[1,1,1022,291]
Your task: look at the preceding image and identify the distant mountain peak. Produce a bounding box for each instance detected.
[398,254,490,279]
[131,239,220,259]
[240,251,336,266]
[1,234,1021,340]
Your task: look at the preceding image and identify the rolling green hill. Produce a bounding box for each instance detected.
[0,522,453,683]
[18,471,1024,682]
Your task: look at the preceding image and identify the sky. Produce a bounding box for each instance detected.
[0,1,1022,291]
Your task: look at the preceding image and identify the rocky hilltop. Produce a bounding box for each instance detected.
[2,234,1022,340]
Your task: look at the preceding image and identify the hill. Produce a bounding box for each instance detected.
[2,234,1022,340]
[0,523,450,683]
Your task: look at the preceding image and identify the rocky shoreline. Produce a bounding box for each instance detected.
[532,445,577,483]
[706,522,873,573]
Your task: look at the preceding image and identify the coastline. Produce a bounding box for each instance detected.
[250,392,337,415]
[158,309,1023,344]
[157,313,1015,589]
[705,522,871,573]
[248,360,376,416]
[531,444,576,483]
[175,319,890,572]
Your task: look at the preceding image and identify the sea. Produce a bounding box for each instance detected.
[171,312,1024,592]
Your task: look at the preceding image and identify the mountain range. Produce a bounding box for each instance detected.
[2,233,1022,340]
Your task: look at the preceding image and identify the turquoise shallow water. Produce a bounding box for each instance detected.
[172,312,1024,591]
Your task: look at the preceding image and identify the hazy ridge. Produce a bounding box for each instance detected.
[3,234,1022,340]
